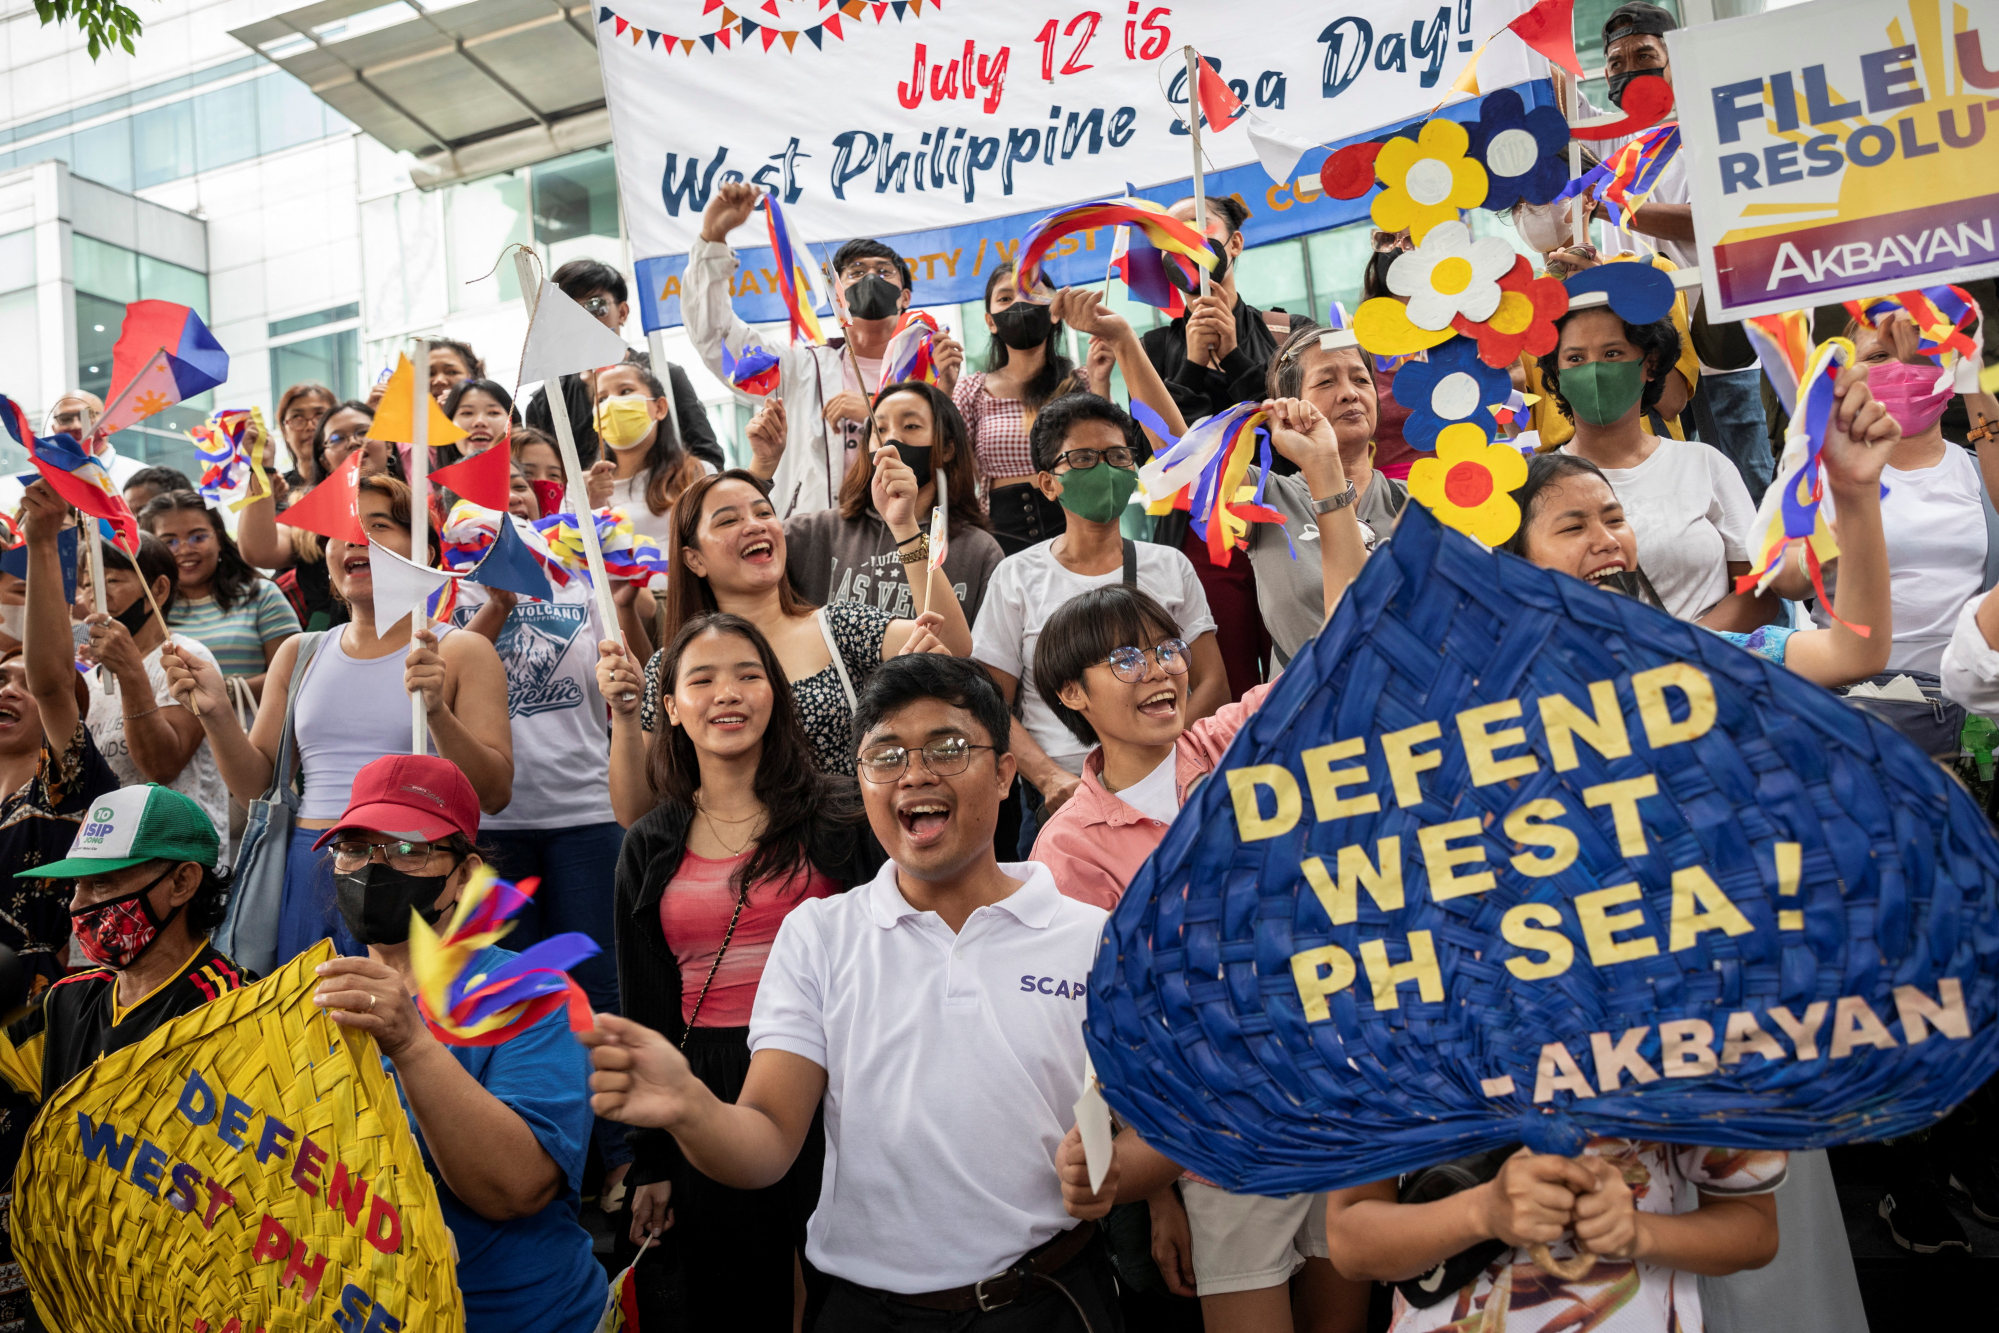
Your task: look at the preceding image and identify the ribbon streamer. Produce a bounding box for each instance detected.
[410,867,599,1046]
[1016,198,1213,302]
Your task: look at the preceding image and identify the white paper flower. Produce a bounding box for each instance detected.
[1386,220,1518,332]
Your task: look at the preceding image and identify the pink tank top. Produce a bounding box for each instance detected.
[660,851,837,1027]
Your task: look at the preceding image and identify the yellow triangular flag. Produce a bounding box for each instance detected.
[1451,42,1484,96]
[372,353,470,447]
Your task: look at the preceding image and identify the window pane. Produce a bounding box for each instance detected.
[68,120,133,192]
[531,146,621,271]
[446,173,526,311]
[269,303,360,338]
[132,100,196,189]
[271,329,360,403]
[194,80,260,174]
[0,292,41,451]
[1305,224,1375,325]
[73,236,138,305]
[257,72,333,154]
[138,255,209,317]
[76,292,125,400]
[0,233,32,296]
[1235,240,1309,323]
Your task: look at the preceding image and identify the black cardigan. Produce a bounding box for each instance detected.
[613,785,885,1185]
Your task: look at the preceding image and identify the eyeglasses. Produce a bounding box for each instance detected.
[857,736,994,783]
[158,531,215,552]
[840,261,901,283]
[583,296,614,317]
[1370,230,1415,253]
[1053,447,1137,471]
[325,431,375,452]
[329,839,451,873]
[282,409,327,428]
[1103,638,1190,683]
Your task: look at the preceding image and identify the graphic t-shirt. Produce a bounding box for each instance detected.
[1390,1140,1787,1333]
[785,507,1005,627]
[85,635,231,862]
[451,583,614,830]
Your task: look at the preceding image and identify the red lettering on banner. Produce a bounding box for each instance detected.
[898,40,1013,114]
[366,1195,404,1254]
[327,1162,369,1227]
[280,1237,330,1305]
[250,1214,291,1265]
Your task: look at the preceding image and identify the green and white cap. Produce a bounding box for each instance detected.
[17,784,220,879]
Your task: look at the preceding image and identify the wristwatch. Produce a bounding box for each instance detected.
[1310,481,1358,515]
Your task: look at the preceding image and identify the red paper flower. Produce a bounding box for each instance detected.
[1452,256,1569,368]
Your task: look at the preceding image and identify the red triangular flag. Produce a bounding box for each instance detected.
[761,23,778,48]
[703,0,724,10]
[277,451,366,545]
[1193,54,1245,132]
[613,14,627,34]
[1507,0,1582,77]
[717,23,733,45]
[430,443,514,512]
[823,12,841,35]
[761,0,778,11]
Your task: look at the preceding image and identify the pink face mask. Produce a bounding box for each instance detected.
[1868,359,1953,437]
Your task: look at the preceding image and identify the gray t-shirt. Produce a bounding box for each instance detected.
[1248,470,1407,667]
[785,507,1006,628]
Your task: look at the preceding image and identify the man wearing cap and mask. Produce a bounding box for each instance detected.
[1559,1,1775,501]
[0,783,248,1331]
[687,182,966,521]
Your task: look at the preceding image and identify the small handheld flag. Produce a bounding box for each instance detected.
[410,867,599,1046]
[1,394,141,553]
[430,441,513,511]
[1191,53,1246,132]
[373,353,469,448]
[761,192,827,345]
[95,301,229,442]
[1018,198,1213,305]
[720,339,783,396]
[880,311,941,389]
[276,450,368,545]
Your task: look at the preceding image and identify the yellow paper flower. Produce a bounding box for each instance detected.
[1407,424,1528,545]
[1371,119,1491,244]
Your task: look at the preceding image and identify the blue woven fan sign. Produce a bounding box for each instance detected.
[1085,503,1999,1196]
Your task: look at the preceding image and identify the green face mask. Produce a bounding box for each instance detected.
[1562,359,1647,426]
[1054,462,1139,524]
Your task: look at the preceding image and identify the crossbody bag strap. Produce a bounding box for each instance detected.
[1121,538,1138,588]
[680,880,749,1048]
[268,630,328,807]
[815,606,859,709]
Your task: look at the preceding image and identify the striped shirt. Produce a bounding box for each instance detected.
[166,579,300,679]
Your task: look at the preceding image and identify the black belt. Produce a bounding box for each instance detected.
[886,1221,1097,1313]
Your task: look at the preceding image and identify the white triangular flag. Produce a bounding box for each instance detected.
[517,278,635,386]
[1073,1053,1114,1198]
[367,539,456,634]
[1246,114,1318,189]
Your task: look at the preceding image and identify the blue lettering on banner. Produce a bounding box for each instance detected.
[1020,975,1085,998]
[636,78,1556,332]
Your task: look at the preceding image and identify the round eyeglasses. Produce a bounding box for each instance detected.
[857,736,995,783]
[1104,638,1190,683]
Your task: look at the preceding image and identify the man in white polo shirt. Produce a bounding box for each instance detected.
[584,654,1177,1330]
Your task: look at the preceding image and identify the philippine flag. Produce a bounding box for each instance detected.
[0,393,141,552]
[95,301,230,441]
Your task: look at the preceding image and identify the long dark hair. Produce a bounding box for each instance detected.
[1501,453,1666,609]
[648,613,859,893]
[138,489,260,613]
[601,362,706,518]
[661,470,815,657]
[436,379,519,470]
[982,263,1081,412]
[841,381,989,529]
[310,401,407,484]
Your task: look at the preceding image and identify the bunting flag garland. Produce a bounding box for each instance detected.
[0,394,141,553]
[410,868,599,1047]
[1018,198,1213,304]
[1556,124,1680,225]
[1736,339,1862,633]
[761,192,827,345]
[95,301,230,443]
[720,339,783,395]
[880,310,941,387]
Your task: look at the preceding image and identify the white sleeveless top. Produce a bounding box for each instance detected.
[294,626,444,821]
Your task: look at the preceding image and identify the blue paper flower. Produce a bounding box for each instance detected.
[1467,88,1570,210]
[1392,337,1514,451]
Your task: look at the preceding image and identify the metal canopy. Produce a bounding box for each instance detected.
[231,0,607,185]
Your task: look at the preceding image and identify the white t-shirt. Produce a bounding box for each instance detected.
[449,582,614,830]
[972,541,1217,775]
[84,634,230,864]
[1813,442,1985,675]
[748,860,1108,1293]
[1117,752,1181,826]
[1565,439,1754,622]
[605,461,717,548]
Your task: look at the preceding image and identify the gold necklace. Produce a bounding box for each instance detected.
[698,806,764,857]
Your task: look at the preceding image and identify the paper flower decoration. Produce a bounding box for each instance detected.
[1453,256,1570,367]
[1393,338,1516,450]
[1407,423,1527,544]
[1466,87,1570,210]
[1388,220,1517,332]
[1371,119,1490,244]
[1353,298,1457,358]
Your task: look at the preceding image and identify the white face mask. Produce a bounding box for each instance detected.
[0,604,23,642]
[1513,202,1571,255]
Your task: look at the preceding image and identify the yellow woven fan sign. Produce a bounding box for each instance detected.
[12,941,464,1333]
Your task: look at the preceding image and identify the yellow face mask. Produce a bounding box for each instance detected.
[595,394,656,451]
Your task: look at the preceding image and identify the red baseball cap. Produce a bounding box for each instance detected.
[312,755,480,850]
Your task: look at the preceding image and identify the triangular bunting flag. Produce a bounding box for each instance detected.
[700,32,717,49]
[890,0,906,17]
[719,7,735,20]
[761,0,778,11]
[647,29,660,46]
[871,2,886,19]
[823,13,841,36]
[629,26,643,44]
[517,279,634,385]
[466,515,557,602]
[703,0,724,11]
[1507,0,1582,78]
[741,18,758,37]
[781,28,797,50]
[373,354,470,448]
[1246,115,1318,187]
[430,443,513,512]
[1452,41,1484,95]
[761,24,778,48]
[613,15,627,34]
[598,5,611,20]
[804,23,823,46]
[909,0,921,12]
[681,37,694,51]
[368,539,459,633]
[717,24,732,46]
[276,450,367,545]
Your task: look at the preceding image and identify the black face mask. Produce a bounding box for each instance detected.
[989,302,1052,350]
[335,863,450,946]
[112,594,151,636]
[1167,236,1233,294]
[1605,67,1659,108]
[1366,249,1399,298]
[844,274,902,322]
[887,441,934,489]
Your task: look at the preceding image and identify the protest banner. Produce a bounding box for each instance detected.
[593,0,1551,329]
[1085,502,1999,1195]
[1668,0,1999,320]
[13,942,463,1333]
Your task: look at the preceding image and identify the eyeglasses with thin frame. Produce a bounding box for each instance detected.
[329,839,453,873]
[157,531,215,552]
[857,736,995,783]
[283,408,327,429]
[840,261,901,284]
[583,296,615,317]
[325,430,376,452]
[1052,446,1137,472]
[1103,638,1190,684]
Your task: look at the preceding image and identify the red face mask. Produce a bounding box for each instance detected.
[70,866,177,969]
[529,479,566,520]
